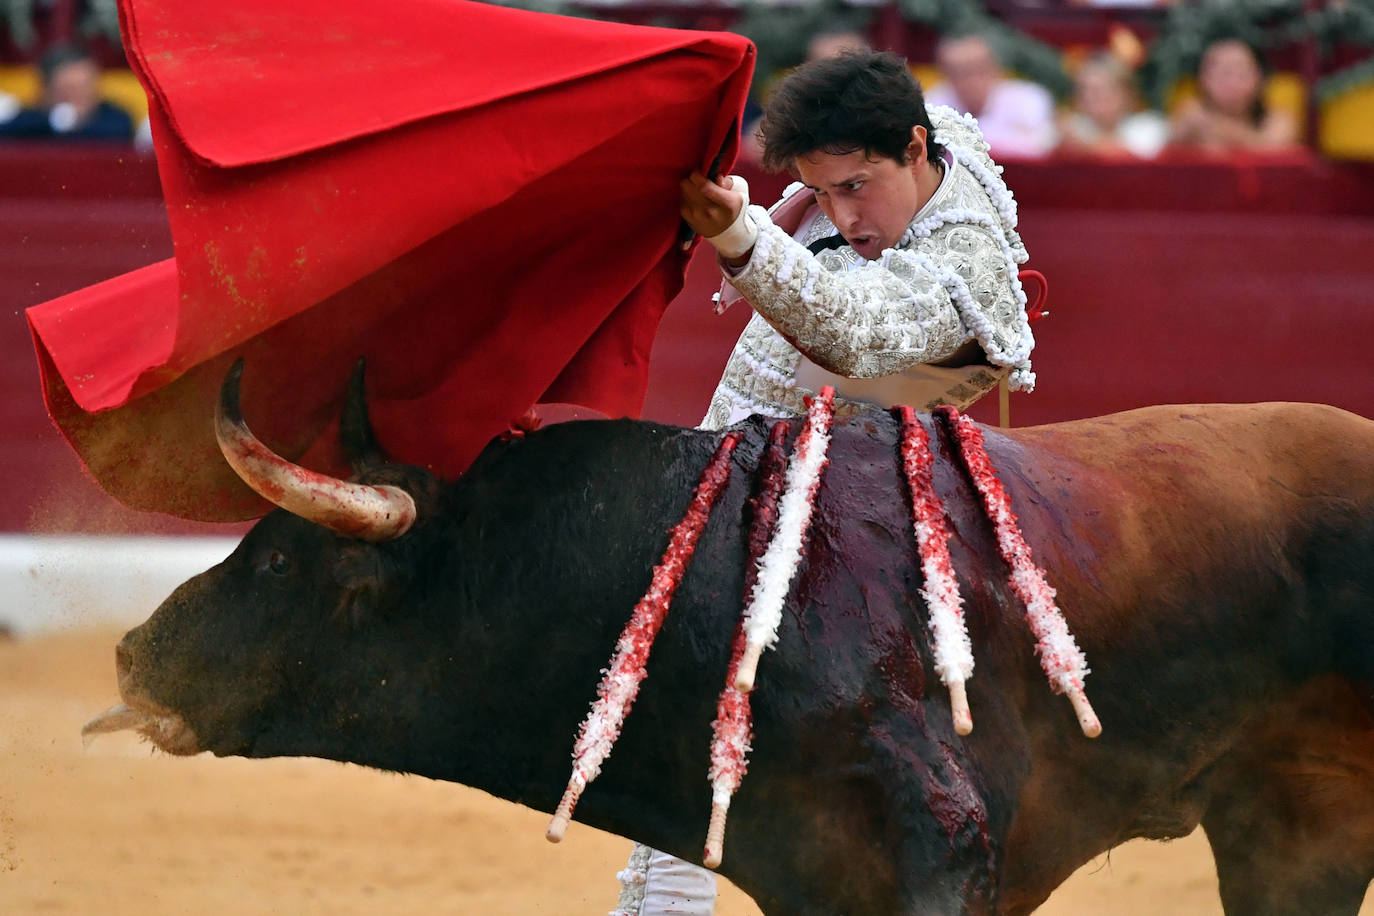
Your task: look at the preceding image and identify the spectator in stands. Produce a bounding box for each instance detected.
[1069,0,1183,7]
[738,28,872,168]
[925,32,1056,159]
[804,27,870,64]
[0,43,134,142]
[0,88,18,124]
[1057,51,1167,158]
[1168,37,1300,152]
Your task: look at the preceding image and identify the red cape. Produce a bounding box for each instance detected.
[27,0,753,520]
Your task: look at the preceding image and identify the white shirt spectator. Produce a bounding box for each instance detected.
[1061,109,1168,158]
[925,79,1057,159]
[0,90,20,124]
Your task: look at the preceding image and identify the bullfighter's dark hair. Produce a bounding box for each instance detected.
[758,49,944,173]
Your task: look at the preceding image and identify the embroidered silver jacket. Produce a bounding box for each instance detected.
[701,106,1035,431]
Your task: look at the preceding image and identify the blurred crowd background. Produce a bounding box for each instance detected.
[2,0,1372,161]
[1,0,1373,538]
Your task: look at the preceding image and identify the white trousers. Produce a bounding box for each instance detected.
[612,843,718,916]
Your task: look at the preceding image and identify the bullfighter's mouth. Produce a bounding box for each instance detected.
[82,698,202,756]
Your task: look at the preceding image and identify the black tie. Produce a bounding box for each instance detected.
[806,234,847,254]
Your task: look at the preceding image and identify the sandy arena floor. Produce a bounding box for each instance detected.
[2,627,1369,915]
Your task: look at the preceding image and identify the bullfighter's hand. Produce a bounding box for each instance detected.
[680,172,744,237]
[680,173,757,264]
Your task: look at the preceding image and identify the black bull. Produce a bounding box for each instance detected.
[99,396,1374,915]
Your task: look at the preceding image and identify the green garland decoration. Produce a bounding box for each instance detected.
[1139,0,1374,108]
[1305,0,1374,59]
[732,0,874,99]
[894,0,1071,99]
[479,0,1069,102]
[481,1,1374,107]
[3,0,37,51]
[80,0,123,46]
[1309,0,1374,101]
[734,0,1071,101]
[1315,55,1374,102]
[484,0,620,23]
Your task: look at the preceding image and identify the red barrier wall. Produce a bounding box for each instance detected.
[5,146,1374,532]
[0,146,198,535]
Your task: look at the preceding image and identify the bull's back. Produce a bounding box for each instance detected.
[1001,401,1374,503]
[991,402,1374,617]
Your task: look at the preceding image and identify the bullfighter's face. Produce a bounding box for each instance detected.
[796,129,934,262]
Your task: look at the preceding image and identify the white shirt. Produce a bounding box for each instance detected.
[925,79,1057,159]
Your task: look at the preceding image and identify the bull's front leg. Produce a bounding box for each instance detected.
[1205,790,1373,916]
[789,716,1001,914]
[1201,680,1374,916]
[722,706,997,915]
[869,722,1002,916]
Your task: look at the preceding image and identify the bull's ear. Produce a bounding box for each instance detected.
[341,358,388,475]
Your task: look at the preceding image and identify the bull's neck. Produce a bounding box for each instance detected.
[410,419,765,854]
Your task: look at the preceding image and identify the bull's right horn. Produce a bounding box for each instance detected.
[216,360,416,542]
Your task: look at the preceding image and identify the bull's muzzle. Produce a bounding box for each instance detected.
[81,637,202,756]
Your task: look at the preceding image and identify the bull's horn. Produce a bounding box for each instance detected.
[341,358,387,474]
[216,360,417,542]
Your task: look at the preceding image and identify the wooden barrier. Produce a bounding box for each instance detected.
[4,146,1373,532]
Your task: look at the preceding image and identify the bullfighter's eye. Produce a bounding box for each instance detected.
[264,550,290,576]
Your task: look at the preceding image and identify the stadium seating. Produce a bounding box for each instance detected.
[0,64,148,123]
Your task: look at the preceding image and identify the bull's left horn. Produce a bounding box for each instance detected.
[216,360,416,542]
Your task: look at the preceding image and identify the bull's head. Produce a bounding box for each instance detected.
[83,362,444,759]
[81,376,747,856]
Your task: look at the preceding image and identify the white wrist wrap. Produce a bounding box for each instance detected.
[705,175,757,259]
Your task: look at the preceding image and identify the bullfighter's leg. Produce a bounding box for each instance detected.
[613,843,718,916]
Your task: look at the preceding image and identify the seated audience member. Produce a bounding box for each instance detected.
[1168,37,1300,152]
[0,43,134,142]
[804,27,870,64]
[1058,52,1167,158]
[1070,0,1181,6]
[134,116,155,153]
[738,28,873,168]
[925,32,1056,159]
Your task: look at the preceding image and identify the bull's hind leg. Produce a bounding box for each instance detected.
[1202,680,1374,916]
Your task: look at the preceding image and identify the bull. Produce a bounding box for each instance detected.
[87,363,1374,915]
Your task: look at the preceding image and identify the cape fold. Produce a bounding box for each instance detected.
[27,0,753,520]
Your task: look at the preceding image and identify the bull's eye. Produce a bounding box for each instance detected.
[263,550,290,576]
